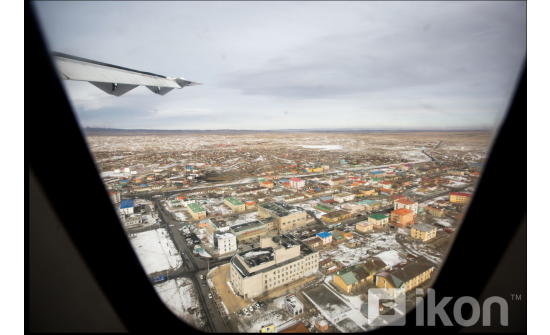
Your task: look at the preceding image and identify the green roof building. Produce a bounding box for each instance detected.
[368,213,388,221]
[188,203,205,213]
[367,213,389,227]
[224,197,245,212]
[187,203,206,219]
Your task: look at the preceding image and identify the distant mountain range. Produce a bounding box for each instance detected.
[82,126,491,136]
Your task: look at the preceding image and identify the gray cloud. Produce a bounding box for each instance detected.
[32,1,526,130]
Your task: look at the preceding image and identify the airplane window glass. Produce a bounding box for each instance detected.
[33,1,525,332]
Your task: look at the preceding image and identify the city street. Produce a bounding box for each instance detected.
[156,199,229,332]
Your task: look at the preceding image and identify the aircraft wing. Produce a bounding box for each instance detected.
[52,52,201,97]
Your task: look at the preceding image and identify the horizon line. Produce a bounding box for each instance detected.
[83,126,492,132]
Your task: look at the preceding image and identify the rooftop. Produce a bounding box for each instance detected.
[187,203,206,213]
[237,247,275,269]
[272,234,300,249]
[411,223,437,232]
[230,220,266,233]
[392,208,414,215]
[317,231,331,239]
[120,199,134,209]
[368,213,388,221]
[259,201,305,217]
[284,294,304,309]
[225,197,244,206]
[231,234,316,277]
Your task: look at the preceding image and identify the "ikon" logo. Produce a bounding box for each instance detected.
[367,288,509,327]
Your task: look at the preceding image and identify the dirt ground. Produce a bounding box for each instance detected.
[210,264,247,314]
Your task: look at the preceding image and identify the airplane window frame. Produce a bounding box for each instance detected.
[27,2,526,332]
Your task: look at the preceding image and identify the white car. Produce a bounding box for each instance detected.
[208,293,212,299]
[200,275,204,280]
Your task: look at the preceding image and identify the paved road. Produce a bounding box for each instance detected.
[155,200,230,332]
[124,197,229,332]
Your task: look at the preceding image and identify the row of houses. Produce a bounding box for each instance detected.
[333,254,435,293]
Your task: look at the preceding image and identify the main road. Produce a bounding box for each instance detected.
[125,197,229,332]
[156,198,229,333]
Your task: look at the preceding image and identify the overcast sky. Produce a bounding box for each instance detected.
[33,1,526,130]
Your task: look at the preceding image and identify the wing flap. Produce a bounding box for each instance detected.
[146,86,175,96]
[89,82,139,97]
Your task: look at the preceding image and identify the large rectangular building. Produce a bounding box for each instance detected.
[410,223,437,242]
[229,234,319,299]
[258,202,307,231]
[229,220,268,240]
[187,203,206,220]
[224,197,245,212]
[449,192,472,204]
[391,208,415,228]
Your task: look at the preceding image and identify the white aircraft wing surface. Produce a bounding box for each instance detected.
[52,52,201,96]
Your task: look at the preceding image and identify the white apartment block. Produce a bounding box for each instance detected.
[229,234,319,299]
[109,191,121,204]
[394,199,419,215]
[289,178,306,189]
[214,228,237,254]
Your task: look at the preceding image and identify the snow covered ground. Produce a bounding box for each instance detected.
[364,232,402,252]
[316,231,408,269]
[304,283,367,332]
[154,278,205,330]
[228,212,259,226]
[373,250,405,267]
[431,218,453,228]
[320,242,366,268]
[130,228,182,274]
[237,295,292,333]
[174,212,188,221]
[162,200,189,221]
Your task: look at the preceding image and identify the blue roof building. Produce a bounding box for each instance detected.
[120,199,134,209]
[317,231,331,239]
[370,171,384,175]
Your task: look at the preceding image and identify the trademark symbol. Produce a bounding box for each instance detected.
[511,294,521,301]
